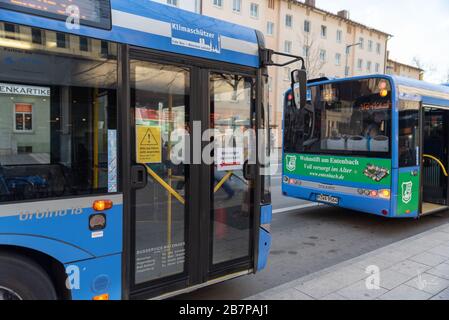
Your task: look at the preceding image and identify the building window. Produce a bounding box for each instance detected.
[376,43,381,54]
[336,30,342,43]
[319,49,326,62]
[268,0,275,9]
[14,103,33,132]
[4,23,17,40]
[266,22,274,36]
[285,14,292,28]
[56,32,68,48]
[31,28,44,45]
[367,61,372,72]
[167,0,178,6]
[79,37,89,52]
[233,0,241,12]
[335,53,341,66]
[359,37,364,49]
[321,25,327,38]
[213,0,223,8]
[357,59,363,70]
[303,45,309,58]
[304,20,311,33]
[375,63,380,73]
[345,66,350,76]
[368,40,373,52]
[250,3,259,18]
[284,40,292,53]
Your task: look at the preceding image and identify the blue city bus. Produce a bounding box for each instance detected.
[283,75,449,219]
[0,0,304,300]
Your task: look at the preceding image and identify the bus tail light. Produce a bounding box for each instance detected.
[93,293,109,300]
[378,189,391,199]
[93,200,113,211]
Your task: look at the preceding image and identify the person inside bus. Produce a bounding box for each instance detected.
[364,112,384,139]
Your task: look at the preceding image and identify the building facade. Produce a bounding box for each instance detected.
[153,0,393,147]
[386,59,424,80]
[151,0,202,13]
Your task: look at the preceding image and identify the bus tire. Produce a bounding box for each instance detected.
[0,252,58,300]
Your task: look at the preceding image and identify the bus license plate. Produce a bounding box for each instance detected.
[317,194,339,205]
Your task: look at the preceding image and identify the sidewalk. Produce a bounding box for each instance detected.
[249,223,449,300]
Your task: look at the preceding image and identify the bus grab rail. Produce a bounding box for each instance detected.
[423,154,449,177]
[143,166,242,204]
[214,171,234,194]
[144,164,186,205]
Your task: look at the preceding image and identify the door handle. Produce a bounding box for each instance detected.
[243,161,255,181]
[131,164,148,189]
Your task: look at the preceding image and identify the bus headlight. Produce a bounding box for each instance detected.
[378,189,391,199]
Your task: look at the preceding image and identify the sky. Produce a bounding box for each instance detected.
[317,0,449,83]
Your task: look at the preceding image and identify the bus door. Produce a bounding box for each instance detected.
[421,106,449,211]
[127,52,257,298]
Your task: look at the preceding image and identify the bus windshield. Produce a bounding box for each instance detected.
[285,77,392,157]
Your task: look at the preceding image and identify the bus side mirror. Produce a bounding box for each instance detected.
[291,69,307,110]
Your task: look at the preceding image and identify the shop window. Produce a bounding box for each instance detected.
[14,103,33,132]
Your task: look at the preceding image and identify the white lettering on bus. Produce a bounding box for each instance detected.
[19,207,83,221]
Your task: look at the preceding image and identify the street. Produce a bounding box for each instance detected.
[177,168,449,299]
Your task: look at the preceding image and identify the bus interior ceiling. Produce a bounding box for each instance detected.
[422,106,449,214]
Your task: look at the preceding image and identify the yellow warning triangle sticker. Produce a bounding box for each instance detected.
[140,128,159,146]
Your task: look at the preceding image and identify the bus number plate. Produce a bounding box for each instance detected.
[317,194,339,205]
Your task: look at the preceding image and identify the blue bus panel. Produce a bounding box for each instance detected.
[0,0,260,68]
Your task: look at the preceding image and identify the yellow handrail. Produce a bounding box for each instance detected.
[144,164,186,205]
[214,171,234,194]
[423,154,449,177]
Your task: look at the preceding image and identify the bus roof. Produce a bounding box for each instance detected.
[0,0,260,68]
[304,74,449,108]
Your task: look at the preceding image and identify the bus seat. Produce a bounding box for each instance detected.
[325,137,346,151]
[347,136,368,151]
[1,164,69,200]
[370,136,389,152]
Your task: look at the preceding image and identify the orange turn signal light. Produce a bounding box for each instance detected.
[378,189,391,199]
[93,293,109,300]
[93,200,113,211]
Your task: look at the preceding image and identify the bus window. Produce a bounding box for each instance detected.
[289,78,392,157]
[398,100,420,167]
[0,24,118,202]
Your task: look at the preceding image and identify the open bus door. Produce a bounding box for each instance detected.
[420,106,449,215]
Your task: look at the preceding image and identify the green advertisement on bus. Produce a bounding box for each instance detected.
[396,170,420,216]
[284,153,392,187]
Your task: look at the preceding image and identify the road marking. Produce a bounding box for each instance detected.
[273,203,321,214]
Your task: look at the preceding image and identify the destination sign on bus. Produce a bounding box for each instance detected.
[0,0,111,29]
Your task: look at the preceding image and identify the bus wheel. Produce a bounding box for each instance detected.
[0,253,58,300]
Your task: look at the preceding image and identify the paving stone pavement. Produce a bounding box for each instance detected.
[248,223,449,300]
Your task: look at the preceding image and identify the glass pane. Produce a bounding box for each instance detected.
[399,100,420,167]
[24,113,32,130]
[131,60,189,284]
[286,78,392,157]
[0,24,118,202]
[15,113,23,131]
[210,72,254,265]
